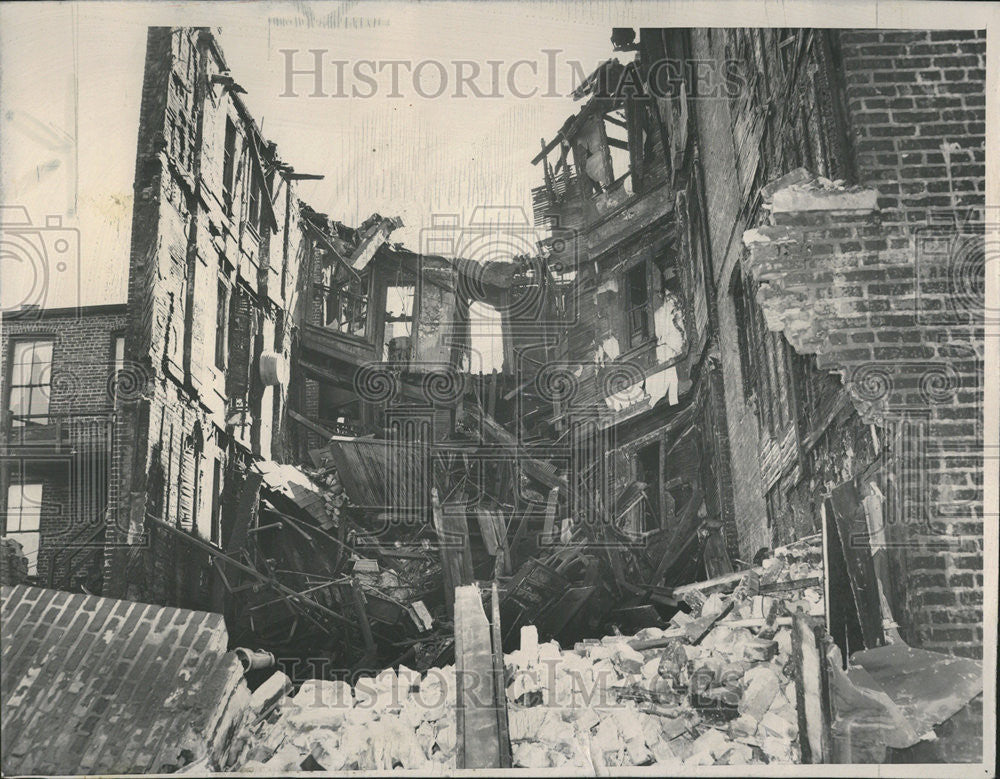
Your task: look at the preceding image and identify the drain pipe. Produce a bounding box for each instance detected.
[235,647,276,673]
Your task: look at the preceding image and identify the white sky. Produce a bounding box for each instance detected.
[0,0,623,308]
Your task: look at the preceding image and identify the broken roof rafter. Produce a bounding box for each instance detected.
[302,218,362,282]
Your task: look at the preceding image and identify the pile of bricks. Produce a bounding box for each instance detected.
[503,547,824,769]
[225,542,823,772]
[233,667,458,772]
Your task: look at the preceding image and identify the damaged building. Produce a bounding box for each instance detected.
[0,22,988,771]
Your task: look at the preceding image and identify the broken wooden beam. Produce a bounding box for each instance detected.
[792,615,832,763]
[455,585,503,769]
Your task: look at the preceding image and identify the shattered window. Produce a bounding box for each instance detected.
[8,340,52,427]
[4,482,41,575]
[383,285,414,361]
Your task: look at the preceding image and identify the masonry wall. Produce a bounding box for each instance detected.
[689,28,770,560]
[838,28,986,661]
[2,307,127,592]
[105,27,306,606]
[0,585,249,775]
[690,28,985,665]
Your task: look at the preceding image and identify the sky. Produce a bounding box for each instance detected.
[0,0,975,311]
[0,0,624,309]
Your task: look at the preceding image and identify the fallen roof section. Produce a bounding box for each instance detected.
[0,585,252,775]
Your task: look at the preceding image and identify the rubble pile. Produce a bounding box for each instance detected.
[504,541,824,769]
[234,666,459,772]
[228,540,822,772]
[302,464,347,526]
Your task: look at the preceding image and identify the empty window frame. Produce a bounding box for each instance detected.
[8,340,53,427]
[383,284,415,361]
[222,117,238,213]
[323,276,369,338]
[215,277,230,370]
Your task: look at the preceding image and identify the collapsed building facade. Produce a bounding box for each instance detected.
[0,24,987,767]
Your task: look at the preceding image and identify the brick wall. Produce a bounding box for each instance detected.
[839,30,985,663]
[688,27,985,663]
[1,306,127,591]
[0,585,250,774]
[737,29,986,661]
[1,306,128,419]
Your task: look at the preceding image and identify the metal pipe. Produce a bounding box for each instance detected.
[235,647,276,672]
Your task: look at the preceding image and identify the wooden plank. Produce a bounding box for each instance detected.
[792,616,832,763]
[671,568,759,597]
[432,488,470,614]
[224,472,263,554]
[455,585,502,769]
[288,408,336,440]
[701,525,735,579]
[826,480,884,650]
[541,487,559,548]
[350,577,377,660]
[490,583,512,768]
[475,508,500,557]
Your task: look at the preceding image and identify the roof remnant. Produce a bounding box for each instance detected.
[0,585,254,775]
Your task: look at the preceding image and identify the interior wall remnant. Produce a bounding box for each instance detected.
[414,283,457,369]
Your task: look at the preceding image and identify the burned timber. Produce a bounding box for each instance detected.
[0,23,989,772]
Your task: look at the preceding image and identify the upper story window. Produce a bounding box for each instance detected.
[8,340,52,427]
[110,334,125,404]
[625,261,651,347]
[4,482,42,575]
[247,173,261,236]
[113,335,125,376]
[222,117,237,214]
[322,275,369,338]
[215,276,230,371]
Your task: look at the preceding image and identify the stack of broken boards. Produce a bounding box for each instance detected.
[506,545,825,769]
